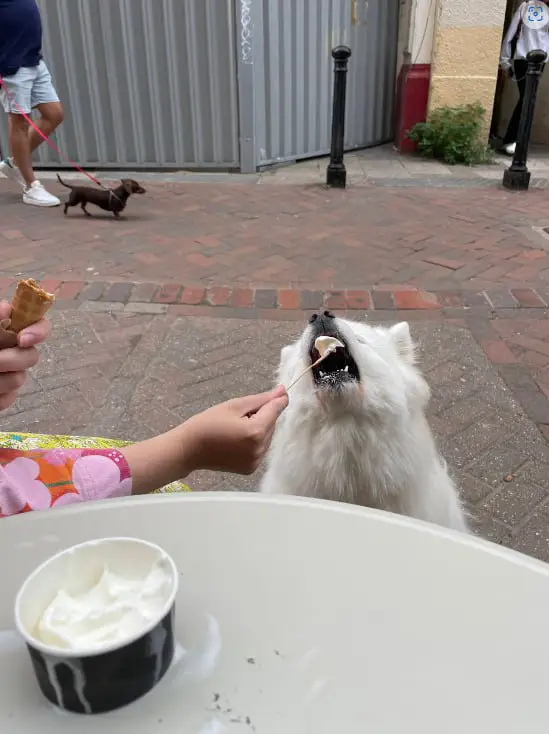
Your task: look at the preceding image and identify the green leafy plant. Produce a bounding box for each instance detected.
[406,103,492,165]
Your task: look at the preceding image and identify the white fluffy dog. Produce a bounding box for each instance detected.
[260,311,467,533]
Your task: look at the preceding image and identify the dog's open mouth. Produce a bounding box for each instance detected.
[310,337,360,388]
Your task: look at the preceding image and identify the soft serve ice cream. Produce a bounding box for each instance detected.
[36,558,173,652]
[287,336,346,390]
[314,336,344,357]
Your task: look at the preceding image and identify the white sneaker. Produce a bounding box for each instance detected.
[23,180,60,207]
[503,142,516,156]
[0,158,26,189]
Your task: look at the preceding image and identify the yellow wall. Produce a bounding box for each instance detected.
[429,0,507,135]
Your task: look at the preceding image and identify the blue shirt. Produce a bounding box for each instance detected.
[0,0,42,77]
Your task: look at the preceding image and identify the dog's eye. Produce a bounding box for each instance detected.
[309,314,318,324]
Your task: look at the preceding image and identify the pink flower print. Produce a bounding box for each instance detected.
[42,448,83,466]
[82,449,131,482]
[70,454,132,503]
[0,458,52,515]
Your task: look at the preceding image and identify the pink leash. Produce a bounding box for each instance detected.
[0,75,109,191]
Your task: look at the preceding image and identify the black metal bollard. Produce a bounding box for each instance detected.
[326,45,352,188]
[503,49,547,191]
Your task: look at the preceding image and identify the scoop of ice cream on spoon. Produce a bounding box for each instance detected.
[314,335,344,357]
[286,336,345,390]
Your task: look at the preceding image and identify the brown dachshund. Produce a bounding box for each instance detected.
[57,174,146,218]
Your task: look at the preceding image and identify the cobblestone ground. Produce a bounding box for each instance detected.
[1,309,548,561]
[2,178,549,291]
[1,172,548,560]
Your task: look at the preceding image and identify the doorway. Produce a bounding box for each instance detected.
[489,0,522,145]
[490,0,549,148]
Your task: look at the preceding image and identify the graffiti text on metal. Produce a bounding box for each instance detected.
[240,0,253,64]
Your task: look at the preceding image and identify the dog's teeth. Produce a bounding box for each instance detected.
[344,365,349,373]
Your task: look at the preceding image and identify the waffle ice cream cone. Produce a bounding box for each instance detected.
[8,279,55,334]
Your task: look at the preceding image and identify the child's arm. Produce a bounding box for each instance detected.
[121,386,288,495]
[0,386,288,517]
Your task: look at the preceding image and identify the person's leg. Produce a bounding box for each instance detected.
[7,113,34,184]
[18,61,61,207]
[8,108,60,205]
[28,102,64,152]
[29,61,64,152]
[503,60,528,146]
[0,66,35,187]
[1,61,61,206]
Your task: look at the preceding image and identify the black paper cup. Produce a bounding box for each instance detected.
[14,537,178,714]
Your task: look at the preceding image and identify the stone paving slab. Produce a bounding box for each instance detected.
[257,144,549,185]
[4,142,549,185]
[1,309,548,561]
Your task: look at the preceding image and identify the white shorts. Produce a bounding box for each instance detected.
[0,60,59,115]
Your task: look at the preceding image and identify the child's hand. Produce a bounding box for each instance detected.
[122,386,289,495]
[0,301,51,410]
[182,386,289,475]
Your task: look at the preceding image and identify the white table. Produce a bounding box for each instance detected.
[1,492,548,733]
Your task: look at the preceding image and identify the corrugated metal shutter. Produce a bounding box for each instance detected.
[255,0,400,166]
[0,0,240,169]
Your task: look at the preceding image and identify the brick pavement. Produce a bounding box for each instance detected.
[3,276,549,313]
[1,309,548,561]
[3,180,549,291]
[5,282,549,463]
[1,177,549,559]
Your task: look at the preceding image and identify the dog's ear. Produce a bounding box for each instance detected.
[121,179,133,193]
[389,322,415,364]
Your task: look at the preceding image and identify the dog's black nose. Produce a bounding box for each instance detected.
[310,310,338,336]
[309,311,335,325]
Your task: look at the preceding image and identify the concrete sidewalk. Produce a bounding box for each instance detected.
[258,143,549,186]
[9,142,549,187]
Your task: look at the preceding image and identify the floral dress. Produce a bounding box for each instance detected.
[0,432,191,519]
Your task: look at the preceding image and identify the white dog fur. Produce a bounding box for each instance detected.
[260,315,467,533]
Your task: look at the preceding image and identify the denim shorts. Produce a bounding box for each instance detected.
[0,60,59,114]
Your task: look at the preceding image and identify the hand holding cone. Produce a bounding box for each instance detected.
[8,279,55,334]
[0,279,55,349]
